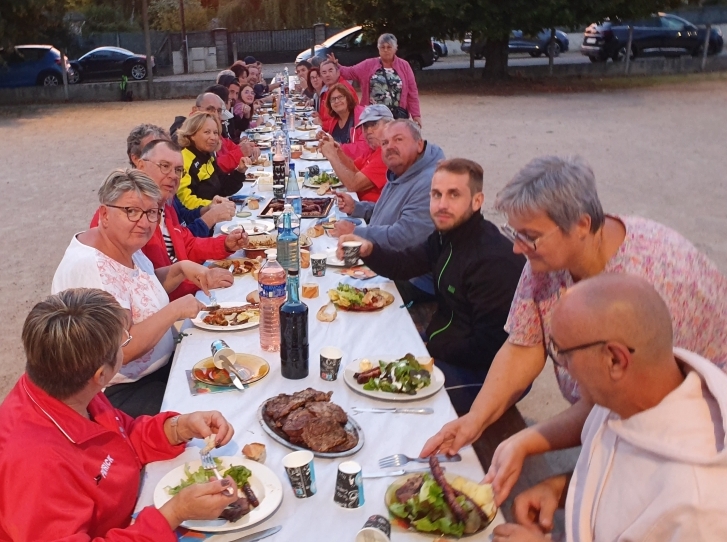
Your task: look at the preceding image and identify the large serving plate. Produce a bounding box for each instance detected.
[342,359,445,402]
[192,354,270,388]
[153,457,283,533]
[257,401,364,459]
[258,197,334,219]
[300,151,327,161]
[220,220,275,236]
[191,302,260,332]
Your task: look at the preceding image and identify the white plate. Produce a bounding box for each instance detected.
[303,179,343,189]
[192,302,260,331]
[153,457,283,532]
[327,255,363,267]
[343,359,445,402]
[221,220,274,236]
[301,152,327,161]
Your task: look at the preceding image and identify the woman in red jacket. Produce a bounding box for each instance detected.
[320,83,369,161]
[0,288,239,541]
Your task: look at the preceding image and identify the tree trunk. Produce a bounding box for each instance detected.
[482,38,509,79]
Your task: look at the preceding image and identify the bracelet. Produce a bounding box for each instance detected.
[169,415,189,445]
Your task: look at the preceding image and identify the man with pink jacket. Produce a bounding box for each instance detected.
[492,273,727,542]
[328,33,422,127]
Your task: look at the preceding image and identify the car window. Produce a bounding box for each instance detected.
[108,51,129,60]
[15,48,48,62]
[90,51,112,60]
[660,16,685,30]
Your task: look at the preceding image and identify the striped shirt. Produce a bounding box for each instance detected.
[159,209,177,263]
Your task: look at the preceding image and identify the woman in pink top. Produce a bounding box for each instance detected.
[421,155,727,500]
[328,33,422,127]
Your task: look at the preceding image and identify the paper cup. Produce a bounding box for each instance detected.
[283,450,316,498]
[210,340,236,369]
[342,241,362,268]
[311,253,327,277]
[355,515,391,542]
[334,461,364,508]
[300,248,311,269]
[320,346,343,381]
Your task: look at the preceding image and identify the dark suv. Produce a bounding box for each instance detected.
[296,26,435,71]
[580,13,724,62]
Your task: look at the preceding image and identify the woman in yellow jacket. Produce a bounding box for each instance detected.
[176,112,246,210]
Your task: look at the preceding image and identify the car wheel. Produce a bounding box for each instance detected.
[130,63,147,80]
[67,69,80,84]
[589,56,604,63]
[38,72,61,86]
[613,45,636,62]
[547,41,561,57]
[433,43,443,58]
[407,57,423,71]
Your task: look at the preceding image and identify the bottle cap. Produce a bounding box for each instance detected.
[265,249,278,259]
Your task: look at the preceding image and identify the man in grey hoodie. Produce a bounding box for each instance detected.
[335,119,446,300]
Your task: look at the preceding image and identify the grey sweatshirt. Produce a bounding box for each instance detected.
[351,141,445,253]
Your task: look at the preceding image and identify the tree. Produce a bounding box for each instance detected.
[0,0,70,49]
[327,0,684,79]
[218,0,329,30]
[148,0,208,31]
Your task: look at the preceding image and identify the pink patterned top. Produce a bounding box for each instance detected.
[51,235,175,385]
[505,216,727,404]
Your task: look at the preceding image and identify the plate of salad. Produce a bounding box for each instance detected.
[153,456,283,532]
[303,171,343,188]
[343,354,446,401]
[327,283,394,311]
[385,465,498,538]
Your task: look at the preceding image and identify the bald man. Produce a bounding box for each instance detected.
[492,274,727,542]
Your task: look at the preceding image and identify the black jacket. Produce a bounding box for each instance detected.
[364,212,525,371]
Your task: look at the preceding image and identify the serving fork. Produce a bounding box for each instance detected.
[200,452,235,496]
[378,453,462,469]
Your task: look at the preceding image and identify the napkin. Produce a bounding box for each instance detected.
[185,370,240,396]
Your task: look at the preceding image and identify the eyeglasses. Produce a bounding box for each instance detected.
[330,95,346,103]
[546,337,635,367]
[500,223,560,252]
[121,329,133,348]
[106,205,163,223]
[142,159,185,177]
[204,106,224,115]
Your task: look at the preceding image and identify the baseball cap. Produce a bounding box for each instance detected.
[355,104,394,128]
[244,56,257,65]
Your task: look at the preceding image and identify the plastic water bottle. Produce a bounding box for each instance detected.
[284,67,290,95]
[278,90,285,116]
[276,211,299,273]
[277,203,300,237]
[280,269,309,379]
[286,170,302,216]
[285,101,295,131]
[258,252,287,352]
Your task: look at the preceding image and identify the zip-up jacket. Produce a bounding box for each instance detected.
[170,115,243,175]
[0,373,183,541]
[364,212,525,370]
[90,203,231,300]
[173,195,210,237]
[177,145,245,211]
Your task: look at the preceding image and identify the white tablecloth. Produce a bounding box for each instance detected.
[135,167,504,541]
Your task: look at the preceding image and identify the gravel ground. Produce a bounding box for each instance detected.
[0,81,725,499]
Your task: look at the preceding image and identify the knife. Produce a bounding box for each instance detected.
[352,407,433,414]
[363,467,434,479]
[230,525,282,542]
[219,355,247,391]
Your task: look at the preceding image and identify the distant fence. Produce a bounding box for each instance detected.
[69,26,344,72]
[674,6,727,25]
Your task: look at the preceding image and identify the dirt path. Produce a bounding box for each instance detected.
[1,81,725,417]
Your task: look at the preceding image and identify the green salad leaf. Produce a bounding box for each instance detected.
[361,354,431,395]
[336,284,365,305]
[166,459,237,495]
[223,465,252,487]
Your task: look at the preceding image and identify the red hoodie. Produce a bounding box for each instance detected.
[322,104,371,162]
[0,374,183,541]
[318,75,360,128]
[91,203,231,300]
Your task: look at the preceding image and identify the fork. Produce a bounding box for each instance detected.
[378,453,462,469]
[207,291,219,310]
[200,452,235,496]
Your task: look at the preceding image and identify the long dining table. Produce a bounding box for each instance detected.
[134,149,505,541]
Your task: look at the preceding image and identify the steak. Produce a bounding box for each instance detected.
[271,388,332,422]
[395,474,424,503]
[306,401,348,424]
[301,417,348,452]
[327,430,358,453]
[264,393,293,421]
[281,408,316,444]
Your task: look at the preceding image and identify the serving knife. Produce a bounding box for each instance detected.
[219,355,247,391]
[230,525,282,542]
[363,466,434,479]
[352,407,433,414]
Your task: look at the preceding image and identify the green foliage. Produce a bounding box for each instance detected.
[219,0,329,30]
[149,0,209,31]
[0,0,71,49]
[80,4,140,34]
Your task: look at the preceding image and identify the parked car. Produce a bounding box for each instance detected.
[432,39,448,60]
[296,26,435,71]
[462,30,570,59]
[0,45,72,88]
[69,46,154,83]
[580,13,724,62]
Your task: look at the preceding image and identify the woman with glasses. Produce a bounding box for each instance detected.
[176,112,248,212]
[52,170,234,417]
[319,83,370,160]
[306,67,324,113]
[422,155,727,495]
[0,289,239,540]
